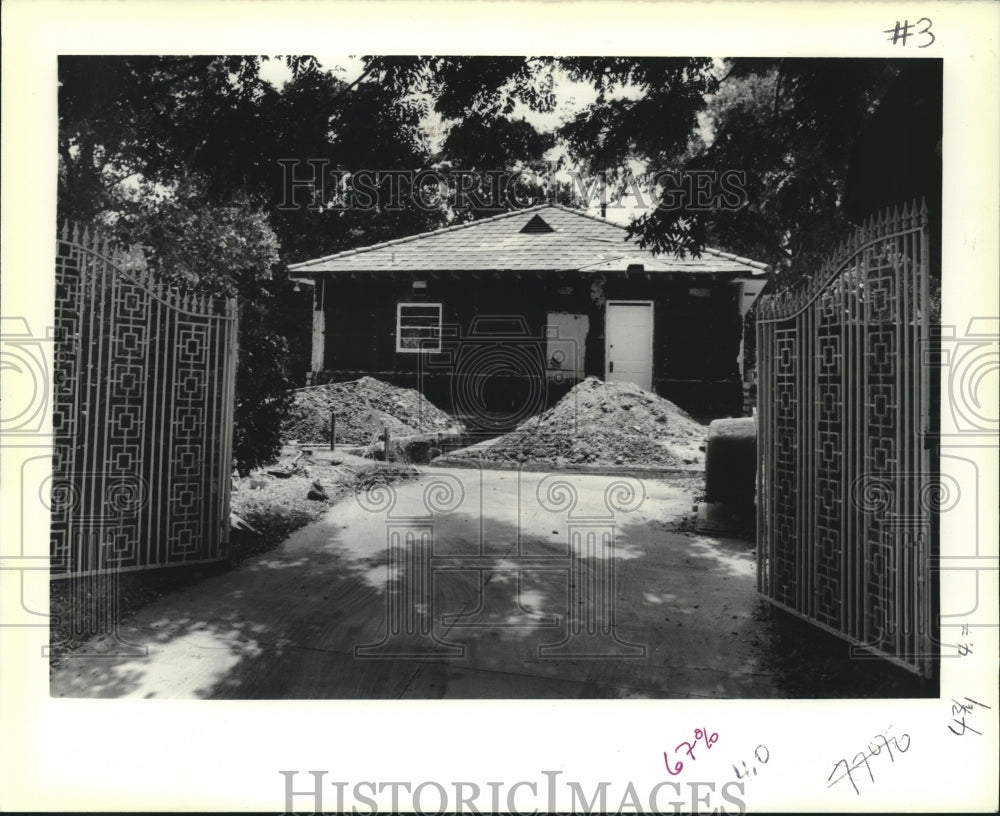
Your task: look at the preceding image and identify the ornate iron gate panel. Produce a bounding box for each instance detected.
[756,201,936,676]
[51,224,239,578]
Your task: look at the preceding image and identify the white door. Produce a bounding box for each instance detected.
[605,301,653,391]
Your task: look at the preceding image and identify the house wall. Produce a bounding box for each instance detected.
[314,272,743,429]
[599,275,742,418]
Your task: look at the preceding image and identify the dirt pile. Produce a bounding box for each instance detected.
[283,377,461,446]
[451,377,707,468]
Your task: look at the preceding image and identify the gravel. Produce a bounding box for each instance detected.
[282,376,462,446]
[449,376,708,468]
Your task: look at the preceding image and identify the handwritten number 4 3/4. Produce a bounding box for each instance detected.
[885,18,934,47]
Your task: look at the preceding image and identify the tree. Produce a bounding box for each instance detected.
[361,55,936,282]
[57,58,446,471]
[103,185,290,473]
[683,59,902,281]
[362,56,720,225]
[58,54,938,458]
[588,58,937,285]
[58,55,452,469]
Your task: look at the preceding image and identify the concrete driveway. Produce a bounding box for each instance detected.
[50,467,778,699]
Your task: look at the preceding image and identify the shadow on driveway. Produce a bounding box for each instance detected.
[50,468,933,699]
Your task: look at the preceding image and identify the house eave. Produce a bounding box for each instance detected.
[286,204,771,277]
[287,266,763,282]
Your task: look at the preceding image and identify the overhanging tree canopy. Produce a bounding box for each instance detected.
[58,55,939,469]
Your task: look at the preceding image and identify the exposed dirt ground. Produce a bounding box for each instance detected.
[448,377,708,469]
[228,447,421,559]
[282,376,462,447]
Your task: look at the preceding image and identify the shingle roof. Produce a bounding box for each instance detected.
[288,204,769,276]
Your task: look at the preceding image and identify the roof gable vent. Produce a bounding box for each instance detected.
[520,214,555,234]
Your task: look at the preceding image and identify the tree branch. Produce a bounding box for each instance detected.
[331,62,380,100]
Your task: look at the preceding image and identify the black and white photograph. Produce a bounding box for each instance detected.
[1,1,997,813]
[46,53,946,700]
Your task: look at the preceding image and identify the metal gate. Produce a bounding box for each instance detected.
[51,224,239,578]
[756,201,936,676]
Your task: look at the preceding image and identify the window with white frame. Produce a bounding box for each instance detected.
[396,303,442,352]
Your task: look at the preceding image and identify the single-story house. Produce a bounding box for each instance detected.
[287,204,769,431]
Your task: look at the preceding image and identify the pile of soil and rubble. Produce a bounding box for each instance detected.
[449,377,707,468]
[282,376,461,446]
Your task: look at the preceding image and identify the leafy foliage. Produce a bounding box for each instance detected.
[363,55,937,283]
[58,55,444,471]
[683,59,895,281]
[106,188,291,473]
[605,59,937,285]
[110,187,278,297]
[58,54,940,473]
